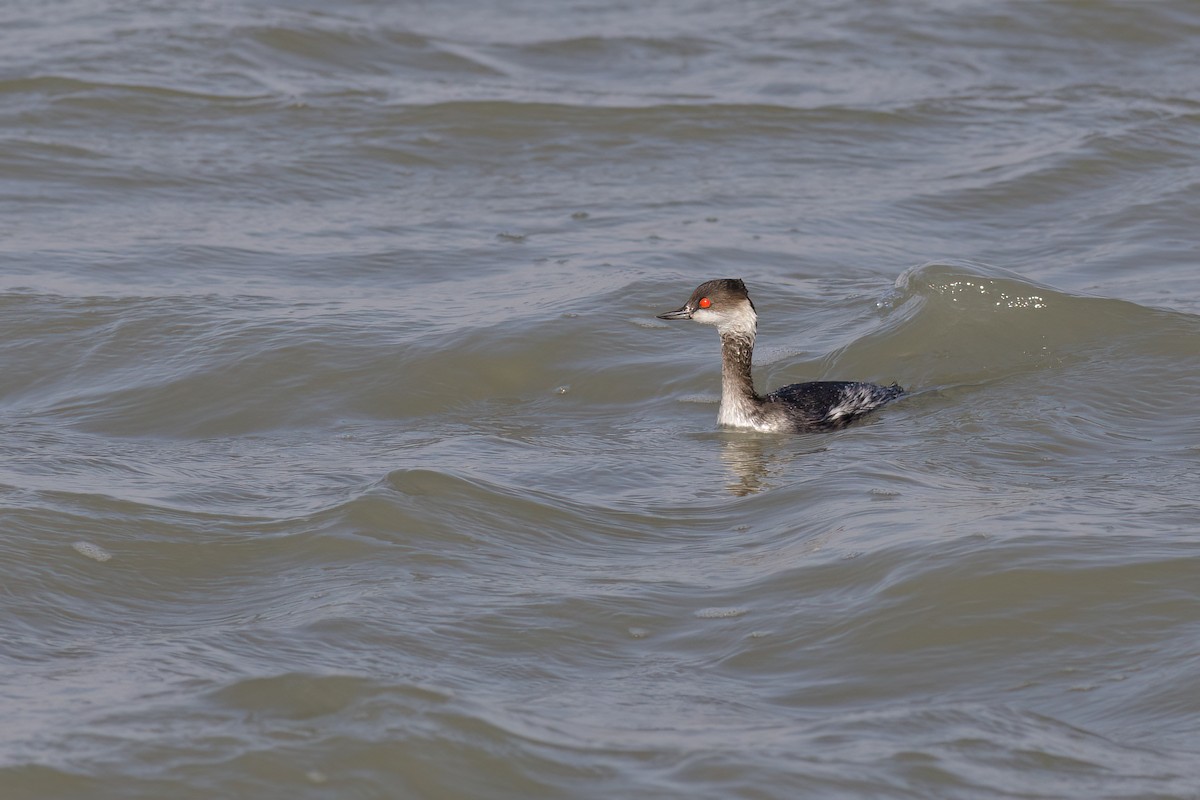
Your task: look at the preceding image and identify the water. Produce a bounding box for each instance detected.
[3,1,1200,798]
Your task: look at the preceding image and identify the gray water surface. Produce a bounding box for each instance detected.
[3,1,1200,798]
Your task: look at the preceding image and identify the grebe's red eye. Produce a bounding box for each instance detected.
[698,297,712,309]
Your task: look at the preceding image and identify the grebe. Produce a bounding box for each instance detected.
[657,278,903,433]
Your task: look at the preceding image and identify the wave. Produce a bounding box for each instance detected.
[828,260,1200,390]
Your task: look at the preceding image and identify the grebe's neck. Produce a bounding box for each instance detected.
[717,309,762,426]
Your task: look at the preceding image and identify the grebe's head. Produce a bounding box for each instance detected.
[656,278,757,336]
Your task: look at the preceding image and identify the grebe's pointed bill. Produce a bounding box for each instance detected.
[657,306,692,320]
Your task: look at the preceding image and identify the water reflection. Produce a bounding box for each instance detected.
[719,435,827,496]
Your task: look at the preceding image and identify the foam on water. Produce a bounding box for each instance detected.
[70,542,113,562]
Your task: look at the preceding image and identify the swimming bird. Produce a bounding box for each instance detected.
[657,278,903,433]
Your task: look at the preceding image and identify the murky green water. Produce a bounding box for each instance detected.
[3,2,1200,798]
